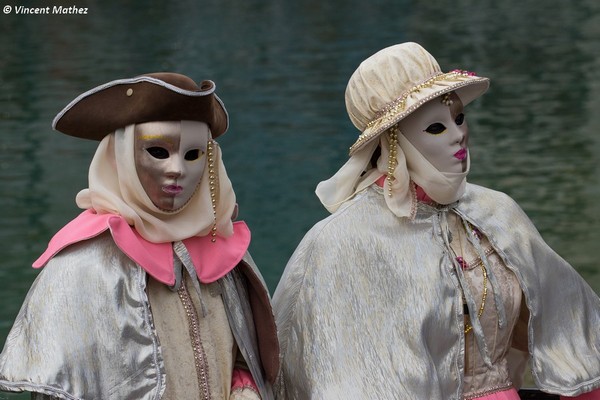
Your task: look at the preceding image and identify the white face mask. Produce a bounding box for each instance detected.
[397,93,469,174]
[134,121,209,211]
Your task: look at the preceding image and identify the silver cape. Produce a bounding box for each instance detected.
[272,183,600,399]
[0,232,279,400]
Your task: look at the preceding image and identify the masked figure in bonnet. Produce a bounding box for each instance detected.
[0,73,279,400]
[272,43,600,400]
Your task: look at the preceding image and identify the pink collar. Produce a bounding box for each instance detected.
[33,210,251,285]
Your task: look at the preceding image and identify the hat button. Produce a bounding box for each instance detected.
[126,88,134,96]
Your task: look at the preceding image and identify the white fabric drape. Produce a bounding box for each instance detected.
[316,129,469,218]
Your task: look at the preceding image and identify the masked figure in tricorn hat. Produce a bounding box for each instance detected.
[272,43,600,399]
[0,73,279,400]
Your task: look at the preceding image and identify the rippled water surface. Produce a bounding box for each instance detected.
[1,0,599,397]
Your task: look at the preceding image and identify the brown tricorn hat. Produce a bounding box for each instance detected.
[53,72,229,140]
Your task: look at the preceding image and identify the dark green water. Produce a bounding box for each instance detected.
[1,0,599,397]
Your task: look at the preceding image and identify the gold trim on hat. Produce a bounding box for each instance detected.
[349,70,485,156]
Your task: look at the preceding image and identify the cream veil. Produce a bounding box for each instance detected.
[76,121,236,243]
[316,130,469,218]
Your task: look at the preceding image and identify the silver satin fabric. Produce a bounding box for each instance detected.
[272,183,600,399]
[0,232,274,400]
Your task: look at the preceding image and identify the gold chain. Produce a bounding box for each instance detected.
[464,261,488,334]
[457,220,488,335]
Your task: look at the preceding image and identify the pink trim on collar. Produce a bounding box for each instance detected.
[33,210,251,285]
[415,185,433,203]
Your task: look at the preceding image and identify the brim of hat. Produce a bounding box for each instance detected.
[53,75,229,141]
[349,72,490,155]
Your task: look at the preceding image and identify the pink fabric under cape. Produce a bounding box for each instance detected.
[562,388,600,399]
[33,209,251,285]
[472,388,520,400]
[231,368,259,393]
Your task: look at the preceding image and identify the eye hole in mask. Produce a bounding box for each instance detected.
[184,149,202,161]
[424,123,446,135]
[146,147,169,159]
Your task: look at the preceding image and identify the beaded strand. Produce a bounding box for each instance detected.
[207,140,218,243]
[387,127,399,197]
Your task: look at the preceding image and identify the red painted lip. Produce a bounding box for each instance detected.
[454,148,467,160]
[162,185,183,195]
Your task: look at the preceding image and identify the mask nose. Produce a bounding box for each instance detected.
[165,155,184,179]
[450,123,468,147]
[447,125,460,142]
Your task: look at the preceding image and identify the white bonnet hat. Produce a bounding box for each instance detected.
[345,42,489,155]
